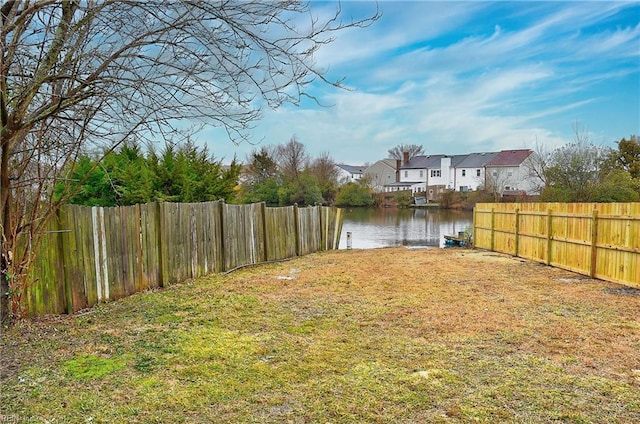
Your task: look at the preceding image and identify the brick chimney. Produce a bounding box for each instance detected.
[403,151,409,165]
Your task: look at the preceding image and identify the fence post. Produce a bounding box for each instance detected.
[319,206,325,251]
[473,207,477,248]
[490,207,495,251]
[294,203,300,256]
[134,204,143,292]
[219,200,227,272]
[514,208,520,257]
[546,209,553,266]
[590,209,599,278]
[157,202,167,288]
[334,207,343,250]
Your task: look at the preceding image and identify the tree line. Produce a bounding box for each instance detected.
[239,136,373,207]
[57,142,242,206]
[61,136,375,209]
[531,130,639,203]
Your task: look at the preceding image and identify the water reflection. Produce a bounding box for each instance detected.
[339,207,473,249]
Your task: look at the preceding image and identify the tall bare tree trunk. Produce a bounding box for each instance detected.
[0,137,10,323]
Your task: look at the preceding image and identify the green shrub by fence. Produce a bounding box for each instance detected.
[25,202,343,316]
[474,202,639,287]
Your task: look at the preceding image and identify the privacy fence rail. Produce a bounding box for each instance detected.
[26,201,343,316]
[474,202,639,287]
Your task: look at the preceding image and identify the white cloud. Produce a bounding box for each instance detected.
[195,1,639,165]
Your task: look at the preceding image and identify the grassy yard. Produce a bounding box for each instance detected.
[1,248,639,423]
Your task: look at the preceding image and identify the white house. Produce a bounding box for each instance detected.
[336,164,365,185]
[453,152,499,192]
[390,155,444,194]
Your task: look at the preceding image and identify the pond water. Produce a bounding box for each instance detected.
[338,207,474,249]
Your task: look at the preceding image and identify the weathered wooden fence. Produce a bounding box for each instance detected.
[474,203,639,287]
[25,201,343,316]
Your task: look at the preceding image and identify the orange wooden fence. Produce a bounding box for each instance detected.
[474,203,639,287]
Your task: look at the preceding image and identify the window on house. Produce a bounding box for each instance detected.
[507,171,513,177]
[430,170,441,178]
[404,171,408,178]
[462,169,466,177]
[476,169,481,177]
[492,171,497,177]
[419,170,424,178]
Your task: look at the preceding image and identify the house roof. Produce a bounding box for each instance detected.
[486,150,533,167]
[450,154,468,168]
[401,154,468,169]
[456,152,499,168]
[401,155,445,169]
[337,164,365,174]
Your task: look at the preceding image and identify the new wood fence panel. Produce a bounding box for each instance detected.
[516,206,548,261]
[264,205,296,261]
[593,203,640,284]
[474,202,640,287]
[493,207,517,254]
[472,207,493,251]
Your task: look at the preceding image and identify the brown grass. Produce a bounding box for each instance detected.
[1,247,639,423]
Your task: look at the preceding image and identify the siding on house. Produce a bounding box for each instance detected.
[485,150,538,194]
[363,159,397,192]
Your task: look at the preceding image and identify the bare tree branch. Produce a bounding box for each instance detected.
[0,0,380,321]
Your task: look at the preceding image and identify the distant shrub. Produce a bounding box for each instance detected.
[335,183,374,207]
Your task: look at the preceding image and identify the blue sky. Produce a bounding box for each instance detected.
[201,1,640,165]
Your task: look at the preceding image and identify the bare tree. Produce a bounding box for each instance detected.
[481,168,512,202]
[276,136,310,180]
[0,1,378,321]
[388,144,425,161]
[542,124,606,201]
[309,151,340,203]
[309,152,339,184]
[524,137,552,194]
